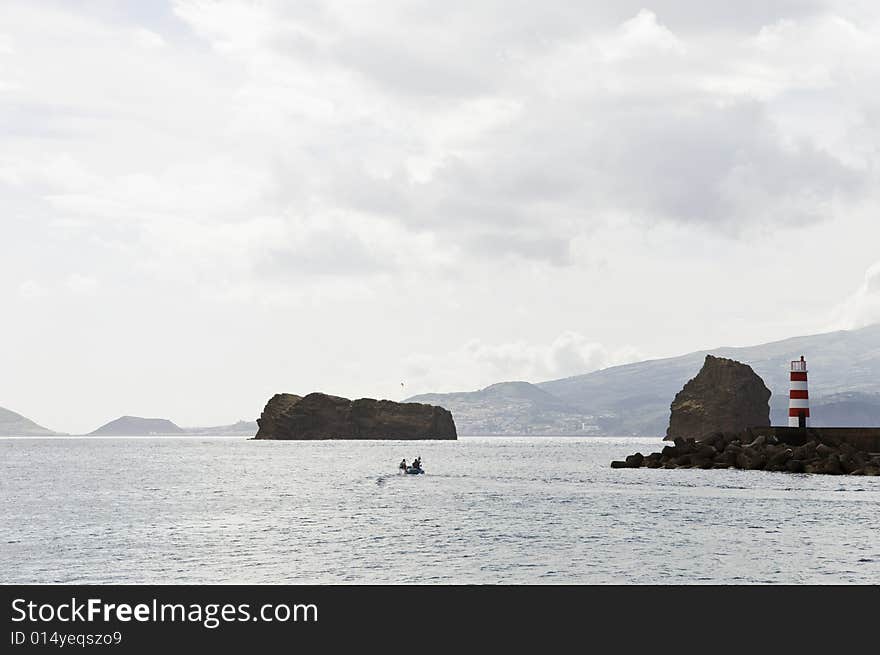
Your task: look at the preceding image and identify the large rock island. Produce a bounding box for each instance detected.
[254,393,457,440]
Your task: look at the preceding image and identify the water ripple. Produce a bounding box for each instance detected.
[1,436,879,583]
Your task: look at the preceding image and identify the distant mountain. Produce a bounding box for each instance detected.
[183,420,258,436]
[408,381,599,435]
[808,392,880,428]
[410,324,880,436]
[86,416,257,436]
[88,416,184,436]
[0,406,61,436]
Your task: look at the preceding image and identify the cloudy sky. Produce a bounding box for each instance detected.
[4,1,880,432]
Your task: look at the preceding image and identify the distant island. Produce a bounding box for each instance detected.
[184,420,259,436]
[0,408,259,437]
[87,416,258,437]
[0,406,63,436]
[88,416,185,436]
[254,392,457,440]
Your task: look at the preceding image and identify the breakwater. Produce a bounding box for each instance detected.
[749,426,880,452]
[612,428,880,475]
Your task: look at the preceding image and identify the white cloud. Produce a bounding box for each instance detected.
[3,1,880,430]
[835,261,880,329]
[403,332,642,393]
[597,9,687,61]
[0,32,18,92]
[65,274,98,296]
[2,2,876,285]
[0,33,13,55]
[132,28,166,49]
[18,280,47,300]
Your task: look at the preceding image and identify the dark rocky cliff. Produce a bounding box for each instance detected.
[665,355,770,440]
[254,392,457,440]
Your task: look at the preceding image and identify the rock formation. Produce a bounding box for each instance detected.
[665,355,770,440]
[254,392,457,440]
[611,430,880,476]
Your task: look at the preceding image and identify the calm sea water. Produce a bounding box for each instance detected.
[1,437,878,584]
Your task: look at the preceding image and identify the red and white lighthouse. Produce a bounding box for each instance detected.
[789,356,810,428]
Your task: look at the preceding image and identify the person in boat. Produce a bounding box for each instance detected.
[413,456,422,471]
[399,459,407,472]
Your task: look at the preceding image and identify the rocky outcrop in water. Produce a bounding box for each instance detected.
[665,355,770,440]
[254,392,457,440]
[611,430,880,475]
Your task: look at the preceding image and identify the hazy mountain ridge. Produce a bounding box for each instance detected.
[0,409,258,437]
[87,416,258,436]
[411,324,880,436]
[182,420,258,436]
[0,406,61,436]
[408,381,607,435]
[88,416,185,436]
[9,325,880,438]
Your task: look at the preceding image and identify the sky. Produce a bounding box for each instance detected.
[4,1,880,433]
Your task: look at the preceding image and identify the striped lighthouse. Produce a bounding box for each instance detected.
[788,355,810,428]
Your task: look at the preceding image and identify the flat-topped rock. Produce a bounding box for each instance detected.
[254,392,457,440]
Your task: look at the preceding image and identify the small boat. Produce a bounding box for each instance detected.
[399,457,424,475]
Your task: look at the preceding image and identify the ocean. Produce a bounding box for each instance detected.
[1,437,878,584]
